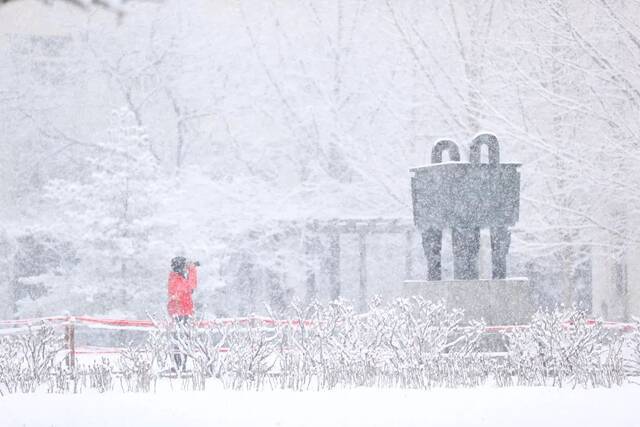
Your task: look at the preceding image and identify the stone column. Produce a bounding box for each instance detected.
[358,232,367,311]
[303,235,318,304]
[452,227,480,280]
[328,233,341,300]
[490,226,511,279]
[421,227,442,281]
[404,229,414,280]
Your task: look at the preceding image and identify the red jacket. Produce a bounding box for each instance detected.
[167,264,198,316]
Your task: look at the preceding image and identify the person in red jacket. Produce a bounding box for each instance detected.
[168,256,199,319]
[167,256,199,372]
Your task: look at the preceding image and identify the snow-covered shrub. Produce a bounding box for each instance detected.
[18,324,65,392]
[142,322,174,373]
[504,307,624,388]
[282,299,358,390]
[118,344,156,393]
[218,320,279,390]
[267,297,485,390]
[626,318,640,377]
[87,358,114,393]
[2,300,625,395]
[135,317,228,391]
[120,302,632,392]
[46,362,81,394]
[382,297,485,388]
[0,323,65,394]
[0,335,21,395]
[168,319,226,390]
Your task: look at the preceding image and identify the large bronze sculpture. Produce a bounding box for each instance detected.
[411,133,521,281]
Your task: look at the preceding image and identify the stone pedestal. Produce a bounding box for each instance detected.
[403,278,533,325]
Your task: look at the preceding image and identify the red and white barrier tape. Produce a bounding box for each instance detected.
[0,316,68,326]
[74,346,127,355]
[484,320,637,333]
[0,315,315,331]
[0,315,637,334]
[0,322,72,335]
[71,346,232,355]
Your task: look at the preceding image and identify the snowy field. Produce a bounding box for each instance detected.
[2,384,640,427]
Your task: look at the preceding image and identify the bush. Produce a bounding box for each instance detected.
[504,307,624,388]
[0,300,633,394]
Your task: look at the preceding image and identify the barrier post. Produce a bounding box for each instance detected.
[65,316,76,369]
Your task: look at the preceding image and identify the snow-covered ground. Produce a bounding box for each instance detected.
[2,384,640,427]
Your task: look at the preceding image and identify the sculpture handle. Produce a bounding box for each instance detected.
[470,133,500,165]
[431,139,461,164]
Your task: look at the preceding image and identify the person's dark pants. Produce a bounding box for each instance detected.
[172,315,191,371]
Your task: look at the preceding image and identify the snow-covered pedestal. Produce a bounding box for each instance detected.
[403,278,533,325]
